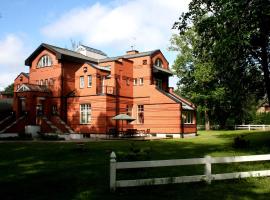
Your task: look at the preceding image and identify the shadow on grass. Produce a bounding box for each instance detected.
[0,135,270,200]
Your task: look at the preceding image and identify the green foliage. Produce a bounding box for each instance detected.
[39,133,65,141]
[252,113,270,124]
[117,143,152,161]
[3,83,14,95]
[233,135,250,149]
[172,0,268,127]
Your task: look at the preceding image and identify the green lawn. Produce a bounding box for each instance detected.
[1,130,270,200]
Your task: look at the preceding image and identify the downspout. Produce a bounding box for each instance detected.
[180,103,184,138]
[60,61,67,122]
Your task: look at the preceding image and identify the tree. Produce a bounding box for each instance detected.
[174,0,269,102]
[169,29,223,130]
[3,83,14,95]
[172,0,266,127]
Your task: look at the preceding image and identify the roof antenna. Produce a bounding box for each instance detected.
[131,37,136,50]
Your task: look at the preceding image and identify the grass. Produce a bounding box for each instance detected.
[1,130,270,199]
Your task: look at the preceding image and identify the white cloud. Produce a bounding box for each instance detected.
[41,0,190,51]
[0,34,26,67]
[0,34,28,90]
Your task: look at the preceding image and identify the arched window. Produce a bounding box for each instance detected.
[37,55,53,68]
[155,58,163,68]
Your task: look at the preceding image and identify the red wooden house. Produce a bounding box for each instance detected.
[12,43,196,138]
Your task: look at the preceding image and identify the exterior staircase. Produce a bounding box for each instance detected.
[0,115,25,133]
[41,117,62,134]
[50,116,75,134]
[0,115,14,131]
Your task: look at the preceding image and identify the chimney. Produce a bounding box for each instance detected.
[126,50,139,55]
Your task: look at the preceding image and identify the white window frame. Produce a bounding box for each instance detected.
[137,105,144,124]
[80,104,91,124]
[139,78,144,85]
[40,80,43,85]
[37,55,53,68]
[155,58,163,68]
[87,75,92,88]
[80,76,84,88]
[182,111,194,124]
[133,78,138,86]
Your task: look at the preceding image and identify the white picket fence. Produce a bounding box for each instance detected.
[235,124,270,131]
[109,152,270,191]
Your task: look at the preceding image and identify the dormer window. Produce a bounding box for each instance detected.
[37,55,53,68]
[155,58,163,68]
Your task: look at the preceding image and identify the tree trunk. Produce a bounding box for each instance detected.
[205,109,210,131]
[261,44,270,104]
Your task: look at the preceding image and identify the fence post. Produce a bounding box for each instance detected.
[205,155,212,184]
[110,151,117,191]
[263,125,266,131]
[249,125,251,131]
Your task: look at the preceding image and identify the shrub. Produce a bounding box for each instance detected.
[233,135,250,149]
[39,134,65,141]
[117,143,152,161]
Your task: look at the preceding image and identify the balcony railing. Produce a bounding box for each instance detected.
[96,86,116,95]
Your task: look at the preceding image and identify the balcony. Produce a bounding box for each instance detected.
[96,86,116,95]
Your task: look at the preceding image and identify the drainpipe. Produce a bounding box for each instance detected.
[60,62,67,122]
[115,76,119,132]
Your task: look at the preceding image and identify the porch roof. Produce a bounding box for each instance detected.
[16,84,51,93]
[153,65,173,76]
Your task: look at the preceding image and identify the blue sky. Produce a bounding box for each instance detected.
[0,0,190,90]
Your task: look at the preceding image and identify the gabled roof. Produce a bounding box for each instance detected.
[16,84,50,93]
[153,65,173,76]
[14,72,29,81]
[79,45,107,56]
[156,88,195,110]
[87,63,111,72]
[99,50,160,63]
[21,72,29,78]
[25,43,98,66]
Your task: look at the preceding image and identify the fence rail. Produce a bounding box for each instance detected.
[235,124,270,131]
[109,152,270,191]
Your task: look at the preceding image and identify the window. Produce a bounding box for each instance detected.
[80,104,91,124]
[137,105,144,124]
[36,80,39,85]
[49,78,54,86]
[80,76,84,88]
[37,55,53,68]
[155,79,162,89]
[139,78,144,85]
[126,105,132,116]
[87,75,92,87]
[126,78,130,86]
[155,58,163,68]
[45,79,48,86]
[182,111,194,124]
[52,105,58,115]
[133,78,137,85]
[143,60,147,65]
[40,80,43,85]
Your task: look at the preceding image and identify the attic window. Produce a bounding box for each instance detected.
[143,60,147,65]
[37,55,53,68]
[155,58,163,68]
